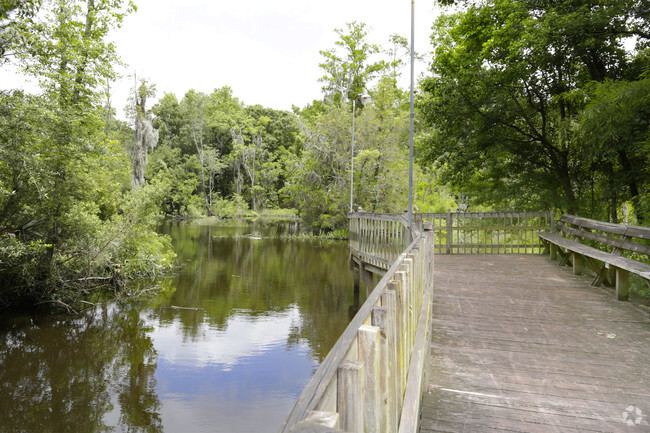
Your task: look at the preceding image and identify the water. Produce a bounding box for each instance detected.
[0,220,366,433]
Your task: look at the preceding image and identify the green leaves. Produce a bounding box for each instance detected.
[318,22,386,104]
[0,1,175,307]
[13,0,134,108]
[419,0,649,218]
[579,77,650,222]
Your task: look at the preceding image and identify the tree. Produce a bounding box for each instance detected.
[180,90,213,215]
[0,0,42,63]
[286,78,415,230]
[318,21,386,104]
[205,86,246,200]
[0,0,174,308]
[145,143,202,216]
[152,93,185,151]
[15,0,135,107]
[383,33,422,80]
[579,77,650,223]
[418,0,649,215]
[129,76,159,188]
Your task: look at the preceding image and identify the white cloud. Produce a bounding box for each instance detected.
[111,0,439,115]
[149,306,304,371]
[1,0,440,116]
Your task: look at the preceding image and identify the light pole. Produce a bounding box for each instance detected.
[407,0,415,239]
[350,90,372,213]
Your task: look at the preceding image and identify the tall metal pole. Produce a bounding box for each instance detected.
[408,0,415,240]
[350,98,356,213]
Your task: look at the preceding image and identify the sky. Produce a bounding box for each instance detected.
[2,0,441,117]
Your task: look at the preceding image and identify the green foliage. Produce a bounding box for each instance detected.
[284,77,419,231]
[0,0,42,63]
[148,86,302,218]
[257,208,298,218]
[15,0,135,107]
[145,143,201,216]
[579,77,650,223]
[0,90,175,306]
[318,21,386,103]
[211,196,239,218]
[0,0,175,308]
[419,0,650,218]
[415,167,458,213]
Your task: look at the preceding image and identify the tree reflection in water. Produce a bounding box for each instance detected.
[0,303,162,433]
[0,220,367,433]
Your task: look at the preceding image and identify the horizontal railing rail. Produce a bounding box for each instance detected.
[417,211,554,254]
[278,220,434,433]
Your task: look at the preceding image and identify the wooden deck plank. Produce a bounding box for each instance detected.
[420,255,650,433]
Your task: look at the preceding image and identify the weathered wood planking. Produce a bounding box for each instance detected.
[420,254,650,433]
[417,211,554,254]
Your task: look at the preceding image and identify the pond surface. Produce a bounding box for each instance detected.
[0,220,367,433]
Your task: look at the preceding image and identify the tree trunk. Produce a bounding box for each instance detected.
[193,123,212,216]
[71,0,95,105]
[617,149,643,224]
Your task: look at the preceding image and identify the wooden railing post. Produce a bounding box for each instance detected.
[372,306,393,433]
[337,360,364,432]
[445,210,452,254]
[359,325,380,433]
[380,289,400,430]
[390,273,408,396]
[423,223,435,291]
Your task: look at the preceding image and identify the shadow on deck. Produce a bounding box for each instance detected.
[421,254,650,432]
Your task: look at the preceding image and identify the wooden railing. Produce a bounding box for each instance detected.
[278,217,434,433]
[416,211,554,254]
[348,213,410,271]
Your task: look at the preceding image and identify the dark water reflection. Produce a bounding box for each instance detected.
[0,220,365,433]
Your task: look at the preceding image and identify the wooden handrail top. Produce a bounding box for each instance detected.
[416,211,553,219]
[348,212,408,224]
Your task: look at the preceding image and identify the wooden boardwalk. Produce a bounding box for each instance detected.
[421,255,650,433]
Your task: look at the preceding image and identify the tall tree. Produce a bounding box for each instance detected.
[180,90,213,215]
[16,0,135,107]
[287,78,414,230]
[318,21,386,104]
[129,76,159,188]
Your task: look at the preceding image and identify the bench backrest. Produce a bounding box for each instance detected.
[557,215,650,257]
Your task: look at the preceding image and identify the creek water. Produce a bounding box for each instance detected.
[0,220,368,433]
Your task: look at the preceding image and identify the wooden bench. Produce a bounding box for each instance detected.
[538,215,650,301]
